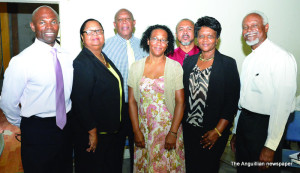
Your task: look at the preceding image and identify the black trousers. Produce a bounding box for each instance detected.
[182,122,229,173]
[236,109,283,173]
[20,114,73,173]
[117,103,134,173]
[73,131,123,173]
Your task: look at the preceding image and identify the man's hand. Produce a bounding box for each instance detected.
[230,134,236,153]
[259,146,275,170]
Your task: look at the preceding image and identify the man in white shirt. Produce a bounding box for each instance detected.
[0,6,73,173]
[230,11,297,173]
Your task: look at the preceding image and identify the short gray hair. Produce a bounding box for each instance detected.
[244,11,268,25]
[176,18,194,33]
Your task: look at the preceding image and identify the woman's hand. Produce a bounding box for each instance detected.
[165,132,177,150]
[129,87,145,148]
[200,129,219,149]
[86,128,98,152]
[134,130,145,148]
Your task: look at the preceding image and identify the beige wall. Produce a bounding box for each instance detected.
[58,0,300,95]
[2,0,300,98]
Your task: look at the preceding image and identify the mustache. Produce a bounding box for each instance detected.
[181,34,190,38]
[244,31,259,37]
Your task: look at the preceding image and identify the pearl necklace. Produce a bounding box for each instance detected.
[199,54,214,62]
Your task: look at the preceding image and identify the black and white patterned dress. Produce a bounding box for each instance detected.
[186,64,212,127]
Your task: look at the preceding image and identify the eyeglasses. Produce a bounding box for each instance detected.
[150,37,168,44]
[83,29,104,36]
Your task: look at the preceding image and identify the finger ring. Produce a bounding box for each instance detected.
[266,165,269,168]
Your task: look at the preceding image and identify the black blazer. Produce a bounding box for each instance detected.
[71,47,125,133]
[182,50,240,133]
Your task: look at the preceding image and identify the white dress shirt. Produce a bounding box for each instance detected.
[232,39,297,151]
[0,39,74,127]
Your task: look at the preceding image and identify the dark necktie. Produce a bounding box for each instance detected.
[51,48,66,129]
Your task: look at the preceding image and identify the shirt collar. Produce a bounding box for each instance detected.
[34,38,62,53]
[252,38,270,53]
[178,45,199,55]
[116,33,135,43]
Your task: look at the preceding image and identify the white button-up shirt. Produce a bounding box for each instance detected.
[233,39,297,151]
[0,39,74,127]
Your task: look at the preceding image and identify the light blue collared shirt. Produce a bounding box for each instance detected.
[103,34,148,102]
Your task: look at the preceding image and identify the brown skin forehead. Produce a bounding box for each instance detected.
[114,9,134,21]
[177,20,194,30]
[32,6,58,23]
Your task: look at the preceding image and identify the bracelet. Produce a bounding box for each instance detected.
[214,128,222,137]
[169,131,177,137]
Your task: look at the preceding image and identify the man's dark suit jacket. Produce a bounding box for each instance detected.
[182,49,240,134]
[71,47,125,133]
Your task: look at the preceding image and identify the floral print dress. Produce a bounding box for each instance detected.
[134,76,185,173]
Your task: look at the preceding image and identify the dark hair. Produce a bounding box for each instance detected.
[80,18,103,42]
[194,16,222,38]
[140,24,174,55]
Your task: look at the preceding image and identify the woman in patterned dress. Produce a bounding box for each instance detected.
[128,25,185,172]
[182,16,240,173]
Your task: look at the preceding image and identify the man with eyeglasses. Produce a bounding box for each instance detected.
[230,11,297,173]
[103,8,147,173]
[167,19,200,66]
[0,6,74,173]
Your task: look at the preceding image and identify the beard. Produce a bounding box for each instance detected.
[244,31,259,46]
[180,41,192,46]
[246,38,259,46]
[179,34,192,46]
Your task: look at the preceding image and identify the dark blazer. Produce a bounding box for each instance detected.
[71,47,124,133]
[182,50,240,134]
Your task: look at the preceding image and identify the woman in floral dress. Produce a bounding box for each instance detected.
[128,25,185,172]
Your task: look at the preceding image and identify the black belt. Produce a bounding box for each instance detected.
[241,108,269,117]
[24,112,71,119]
[25,115,55,119]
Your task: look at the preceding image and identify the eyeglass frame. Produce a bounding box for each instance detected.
[149,37,169,44]
[83,29,104,36]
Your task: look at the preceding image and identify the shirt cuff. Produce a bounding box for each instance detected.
[264,138,280,151]
[6,115,21,127]
[232,109,241,134]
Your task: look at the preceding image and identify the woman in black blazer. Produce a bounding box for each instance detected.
[71,19,124,173]
[182,16,240,173]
